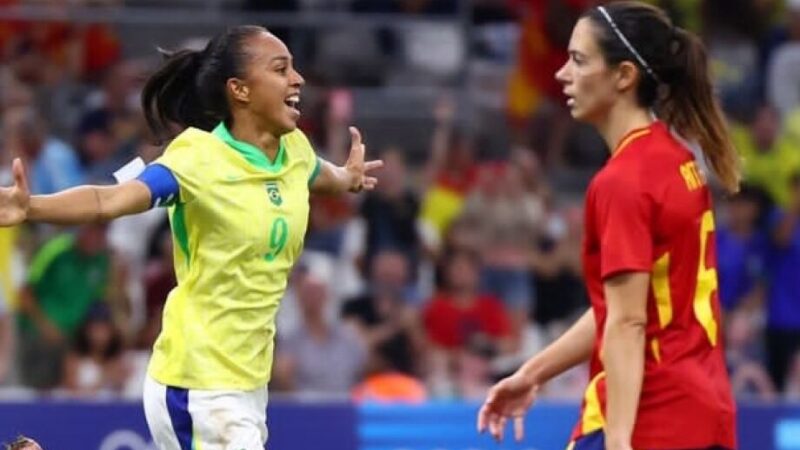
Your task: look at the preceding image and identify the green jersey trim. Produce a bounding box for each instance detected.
[308,157,322,187]
[212,122,285,173]
[171,203,190,265]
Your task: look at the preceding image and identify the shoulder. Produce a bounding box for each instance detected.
[282,128,316,160]
[161,128,220,159]
[595,126,688,197]
[155,128,226,177]
[282,128,313,148]
[591,159,647,201]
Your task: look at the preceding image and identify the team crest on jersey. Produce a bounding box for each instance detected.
[266,182,282,206]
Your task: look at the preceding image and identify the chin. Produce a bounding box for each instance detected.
[275,120,297,136]
[569,108,586,121]
[569,107,598,125]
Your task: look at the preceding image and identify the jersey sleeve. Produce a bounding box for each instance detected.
[593,171,655,279]
[150,130,207,203]
[136,163,180,208]
[285,129,322,186]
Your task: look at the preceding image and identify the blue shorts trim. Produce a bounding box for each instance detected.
[165,386,193,450]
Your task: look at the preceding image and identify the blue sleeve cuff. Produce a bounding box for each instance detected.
[137,163,180,208]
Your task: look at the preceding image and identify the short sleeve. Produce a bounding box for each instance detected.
[137,163,180,208]
[594,172,654,279]
[284,129,321,186]
[151,130,206,203]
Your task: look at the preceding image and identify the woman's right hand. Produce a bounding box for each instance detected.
[477,371,540,442]
[0,158,30,226]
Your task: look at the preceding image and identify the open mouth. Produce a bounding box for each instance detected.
[284,94,300,114]
[563,92,575,108]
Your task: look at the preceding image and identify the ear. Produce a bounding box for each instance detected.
[615,61,640,93]
[228,78,250,104]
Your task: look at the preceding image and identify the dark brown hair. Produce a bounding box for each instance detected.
[141,25,267,142]
[584,1,741,193]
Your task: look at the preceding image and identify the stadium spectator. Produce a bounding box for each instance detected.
[419,98,480,238]
[275,266,367,395]
[351,318,428,404]
[16,223,114,389]
[732,103,800,207]
[766,0,800,118]
[358,148,423,279]
[0,0,121,81]
[530,204,587,327]
[352,369,427,404]
[424,249,513,354]
[701,0,764,119]
[764,173,800,391]
[61,303,128,397]
[75,109,134,185]
[726,309,776,401]
[461,161,543,314]
[342,249,424,376]
[3,107,83,195]
[136,220,175,350]
[715,185,768,312]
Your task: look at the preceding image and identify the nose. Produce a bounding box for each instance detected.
[555,60,570,85]
[290,67,305,87]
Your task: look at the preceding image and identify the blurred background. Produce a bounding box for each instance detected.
[0,0,797,449]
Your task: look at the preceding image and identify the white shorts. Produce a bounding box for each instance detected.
[143,375,269,450]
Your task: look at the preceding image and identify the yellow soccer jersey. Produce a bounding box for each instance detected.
[147,123,321,390]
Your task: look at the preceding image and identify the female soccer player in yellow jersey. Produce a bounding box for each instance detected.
[0,25,382,450]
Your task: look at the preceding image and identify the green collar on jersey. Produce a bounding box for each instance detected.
[212,122,286,172]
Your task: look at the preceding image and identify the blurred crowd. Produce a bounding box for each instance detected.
[0,0,797,405]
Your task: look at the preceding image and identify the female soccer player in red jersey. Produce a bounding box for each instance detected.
[478,2,740,450]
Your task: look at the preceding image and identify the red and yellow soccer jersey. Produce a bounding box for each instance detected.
[572,121,736,449]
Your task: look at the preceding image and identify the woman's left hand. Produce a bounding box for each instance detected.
[345,126,383,192]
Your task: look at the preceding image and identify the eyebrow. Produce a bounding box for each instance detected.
[568,50,585,58]
[269,55,291,64]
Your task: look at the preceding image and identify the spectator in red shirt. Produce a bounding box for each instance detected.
[424,249,512,353]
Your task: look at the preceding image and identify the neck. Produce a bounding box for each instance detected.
[596,104,654,156]
[229,113,282,161]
